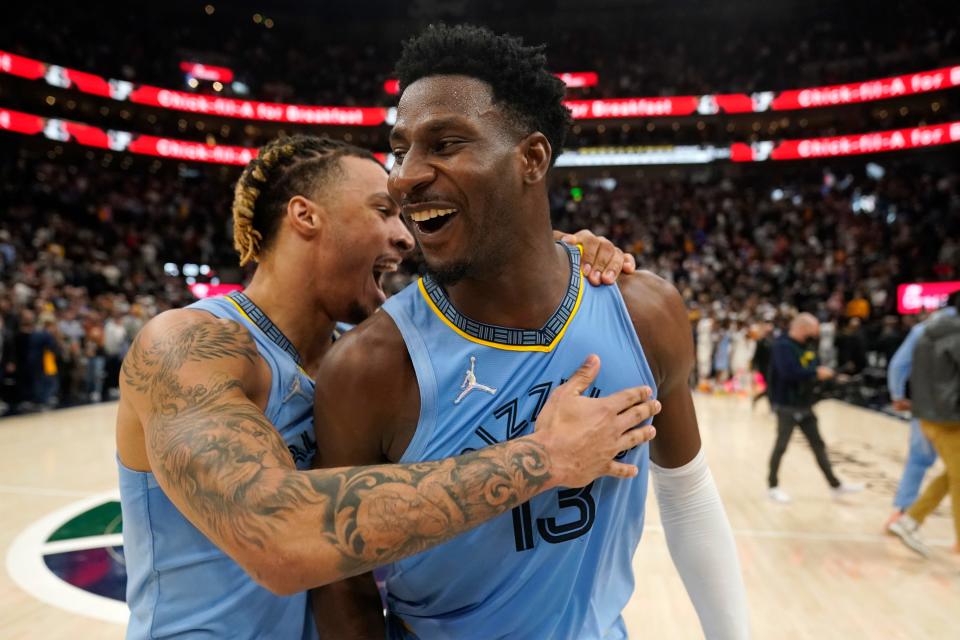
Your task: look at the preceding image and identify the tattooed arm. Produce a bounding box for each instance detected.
[118,309,658,595]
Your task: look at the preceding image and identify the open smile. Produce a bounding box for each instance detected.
[409,207,459,234]
[371,258,401,298]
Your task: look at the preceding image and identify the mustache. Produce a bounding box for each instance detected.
[400,194,451,207]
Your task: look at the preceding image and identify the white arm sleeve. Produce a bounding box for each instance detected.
[651,448,750,639]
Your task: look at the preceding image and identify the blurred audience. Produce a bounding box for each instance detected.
[1,147,957,413]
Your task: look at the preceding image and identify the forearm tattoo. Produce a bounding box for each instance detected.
[123,320,553,578]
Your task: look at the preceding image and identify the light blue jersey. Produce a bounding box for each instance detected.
[118,292,319,640]
[381,244,657,640]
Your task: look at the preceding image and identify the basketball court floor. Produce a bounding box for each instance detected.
[1,394,956,639]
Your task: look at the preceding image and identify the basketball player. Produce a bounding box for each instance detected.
[115,135,658,638]
[313,25,749,640]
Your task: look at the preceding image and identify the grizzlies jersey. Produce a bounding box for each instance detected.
[118,292,318,639]
[381,243,657,640]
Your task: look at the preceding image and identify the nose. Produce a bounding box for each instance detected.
[388,148,435,200]
[389,215,415,254]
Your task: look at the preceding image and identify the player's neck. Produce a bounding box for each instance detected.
[444,232,571,330]
[243,264,336,375]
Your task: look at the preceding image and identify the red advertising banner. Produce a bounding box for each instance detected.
[127,86,387,125]
[556,72,599,88]
[768,66,960,111]
[0,107,45,134]
[180,62,235,83]
[730,122,960,161]
[564,96,700,119]
[0,50,45,79]
[2,106,959,168]
[3,49,959,124]
[898,282,960,315]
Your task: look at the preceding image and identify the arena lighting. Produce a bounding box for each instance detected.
[897,282,960,315]
[2,106,958,167]
[4,47,958,124]
[383,71,598,95]
[189,283,243,299]
[554,145,730,166]
[179,62,234,83]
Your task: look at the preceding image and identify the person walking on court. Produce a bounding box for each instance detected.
[766,313,864,503]
[888,297,960,557]
[884,304,955,529]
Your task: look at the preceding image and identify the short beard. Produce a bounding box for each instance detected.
[345,301,371,325]
[426,260,470,287]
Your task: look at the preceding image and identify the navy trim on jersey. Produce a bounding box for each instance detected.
[420,242,582,348]
[227,291,303,366]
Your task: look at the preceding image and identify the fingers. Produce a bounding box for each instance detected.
[605,461,639,479]
[603,385,654,413]
[605,426,656,480]
[616,424,656,452]
[613,399,661,433]
[556,354,601,396]
[600,250,624,285]
[623,253,637,274]
[591,243,616,286]
[577,230,601,280]
[559,234,579,245]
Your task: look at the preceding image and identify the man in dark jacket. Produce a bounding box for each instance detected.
[766,313,864,502]
[888,298,960,557]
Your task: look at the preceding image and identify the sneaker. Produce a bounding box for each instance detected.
[831,482,865,498]
[883,510,904,533]
[768,487,791,503]
[888,515,930,558]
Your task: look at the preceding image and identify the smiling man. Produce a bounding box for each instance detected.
[115,134,656,639]
[312,25,749,640]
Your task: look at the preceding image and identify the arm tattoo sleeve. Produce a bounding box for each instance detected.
[123,319,553,581]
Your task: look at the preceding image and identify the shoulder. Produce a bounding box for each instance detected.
[616,270,688,327]
[315,310,417,417]
[318,309,410,384]
[314,309,420,461]
[616,271,693,390]
[122,308,265,394]
[132,307,259,358]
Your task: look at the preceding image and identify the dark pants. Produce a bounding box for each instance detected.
[768,406,840,489]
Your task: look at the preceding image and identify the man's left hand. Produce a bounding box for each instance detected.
[556,229,636,285]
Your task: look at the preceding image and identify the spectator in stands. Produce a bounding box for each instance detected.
[28,318,60,408]
[837,317,868,375]
[102,306,128,398]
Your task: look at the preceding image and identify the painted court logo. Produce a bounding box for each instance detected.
[7,491,128,623]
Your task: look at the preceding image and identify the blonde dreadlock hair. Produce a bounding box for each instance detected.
[232,134,379,266]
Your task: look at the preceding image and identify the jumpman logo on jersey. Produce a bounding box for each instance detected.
[454,356,497,405]
[283,374,311,404]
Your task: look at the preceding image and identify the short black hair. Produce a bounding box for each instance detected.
[395,23,572,167]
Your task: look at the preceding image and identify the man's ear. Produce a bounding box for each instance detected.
[519,132,551,184]
[286,195,325,241]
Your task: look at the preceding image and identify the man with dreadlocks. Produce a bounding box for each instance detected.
[116,133,656,639]
[312,25,749,639]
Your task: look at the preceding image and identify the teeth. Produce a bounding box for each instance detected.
[410,208,456,222]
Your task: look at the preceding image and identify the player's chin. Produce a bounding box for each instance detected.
[344,298,377,325]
